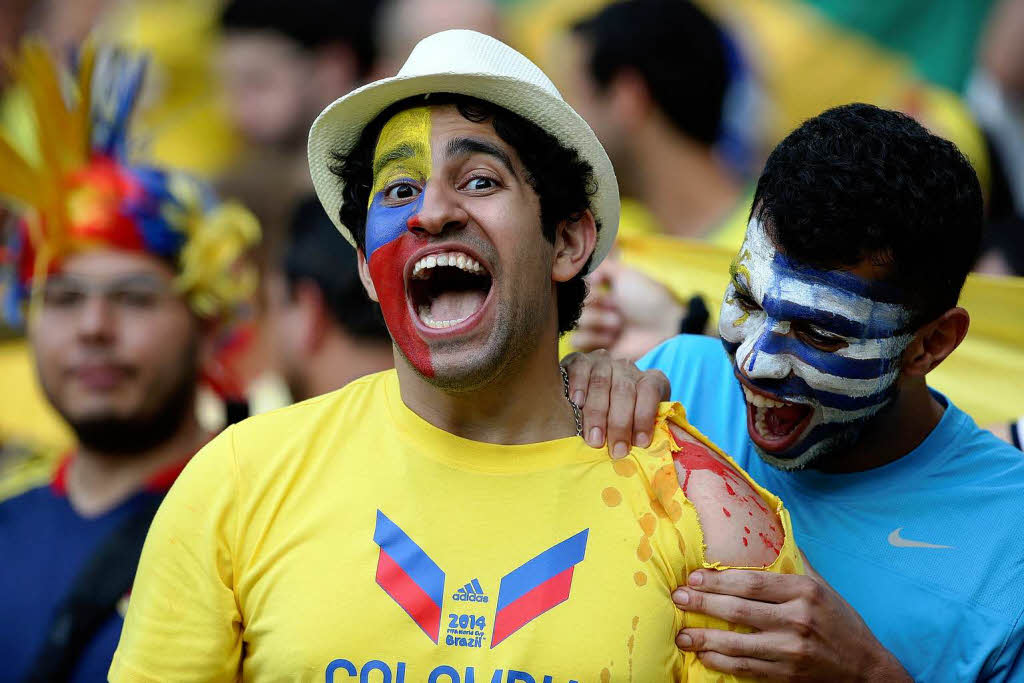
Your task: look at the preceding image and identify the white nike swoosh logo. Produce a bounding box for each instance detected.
[887,527,953,549]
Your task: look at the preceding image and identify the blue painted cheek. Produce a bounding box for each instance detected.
[365,191,424,261]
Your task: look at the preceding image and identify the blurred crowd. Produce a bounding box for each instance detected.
[0,0,1022,679]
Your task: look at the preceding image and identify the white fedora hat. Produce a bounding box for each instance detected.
[307,29,619,273]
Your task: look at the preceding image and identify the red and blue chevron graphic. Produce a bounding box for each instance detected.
[491,529,589,648]
[373,510,446,643]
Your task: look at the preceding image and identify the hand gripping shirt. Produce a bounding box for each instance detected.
[110,370,803,683]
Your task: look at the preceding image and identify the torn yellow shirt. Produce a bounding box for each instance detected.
[111,370,801,683]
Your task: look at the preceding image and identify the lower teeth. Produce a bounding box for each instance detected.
[418,306,468,329]
[754,406,770,438]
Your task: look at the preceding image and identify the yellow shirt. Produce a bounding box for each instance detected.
[111,370,802,682]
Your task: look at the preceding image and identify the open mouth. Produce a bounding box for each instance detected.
[407,249,493,333]
[740,384,813,453]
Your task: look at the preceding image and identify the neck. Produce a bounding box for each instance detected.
[396,337,578,445]
[303,332,395,400]
[627,119,740,239]
[815,379,944,474]
[68,409,205,517]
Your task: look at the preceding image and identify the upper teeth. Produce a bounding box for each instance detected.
[412,251,485,278]
[742,386,786,408]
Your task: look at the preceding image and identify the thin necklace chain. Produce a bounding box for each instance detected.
[560,365,583,437]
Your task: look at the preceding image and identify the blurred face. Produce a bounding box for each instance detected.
[361,105,556,388]
[218,32,312,147]
[554,33,627,169]
[263,270,308,400]
[29,250,201,454]
[718,220,913,469]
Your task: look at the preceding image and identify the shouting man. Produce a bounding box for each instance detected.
[112,31,802,682]
[567,104,1024,681]
[0,42,258,681]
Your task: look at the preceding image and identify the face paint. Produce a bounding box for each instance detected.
[718,219,913,469]
[366,107,434,376]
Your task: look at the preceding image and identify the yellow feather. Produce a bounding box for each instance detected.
[73,42,96,161]
[0,135,43,207]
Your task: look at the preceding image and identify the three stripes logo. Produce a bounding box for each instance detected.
[453,578,489,603]
[372,510,588,649]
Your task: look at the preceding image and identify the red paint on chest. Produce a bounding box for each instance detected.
[758,531,780,554]
[672,438,745,498]
[722,507,731,517]
[369,236,433,377]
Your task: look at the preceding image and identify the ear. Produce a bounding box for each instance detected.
[607,68,651,130]
[901,307,970,377]
[357,249,379,302]
[552,210,598,283]
[310,43,358,103]
[292,280,330,353]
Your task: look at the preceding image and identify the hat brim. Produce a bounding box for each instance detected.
[307,71,619,273]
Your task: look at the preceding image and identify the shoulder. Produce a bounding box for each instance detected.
[182,371,395,503]
[941,399,1024,485]
[0,446,61,507]
[637,333,728,373]
[229,370,393,453]
[664,417,785,568]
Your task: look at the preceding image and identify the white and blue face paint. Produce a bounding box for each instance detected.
[719,220,914,470]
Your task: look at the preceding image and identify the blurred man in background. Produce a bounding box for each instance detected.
[265,197,392,402]
[216,0,382,249]
[0,42,258,681]
[560,0,756,244]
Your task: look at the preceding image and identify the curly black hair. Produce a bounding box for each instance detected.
[752,103,983,327]
[329,93,600,335]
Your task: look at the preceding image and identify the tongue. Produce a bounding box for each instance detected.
[428,290,486,322]
[764,403,810,437]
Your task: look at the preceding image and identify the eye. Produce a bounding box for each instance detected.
[733,290,760,312]
[111,288,160,309]
[383,182,421,202]
[794,324,848,351]
[42,286,83,308]
[461,175,498,192]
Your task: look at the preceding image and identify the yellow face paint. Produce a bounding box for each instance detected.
[728,250,752,327]
[368,106,433,208]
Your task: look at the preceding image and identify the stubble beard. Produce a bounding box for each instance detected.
[50,338,200,457]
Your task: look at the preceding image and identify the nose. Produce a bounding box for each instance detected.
[738,318,791,381]
[406,182,468,237]
[76,294,116,345]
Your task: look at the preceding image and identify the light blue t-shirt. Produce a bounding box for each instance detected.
[638,334,1024,682]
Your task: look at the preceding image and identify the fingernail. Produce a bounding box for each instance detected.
[688,572,703,586]
[612,441,628,458]
[635,432,650,448]
[572,391,585,406]
[588,427,603,447]
[673,589,689,606]
[677,633,693,649]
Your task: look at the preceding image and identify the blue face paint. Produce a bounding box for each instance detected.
[719,220,914,469]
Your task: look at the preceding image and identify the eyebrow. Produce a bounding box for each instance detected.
[444,136,517,178]
[46,273,167,289]
[372,143,424,177]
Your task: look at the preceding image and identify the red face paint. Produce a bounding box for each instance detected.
[369,233,433,377]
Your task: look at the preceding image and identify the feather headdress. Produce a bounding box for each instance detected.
[0,40,259,323]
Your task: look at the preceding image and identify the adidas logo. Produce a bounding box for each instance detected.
[452,579,489,603]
